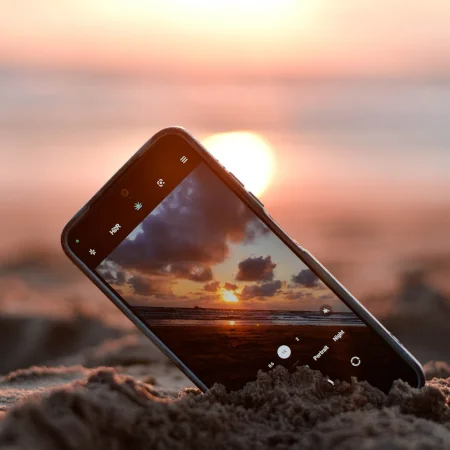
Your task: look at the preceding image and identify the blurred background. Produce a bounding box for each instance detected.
[0,0,449,377]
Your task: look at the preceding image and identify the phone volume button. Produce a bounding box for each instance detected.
[390,333,402,346]
[293,239,308,253]
[249,191,264,208]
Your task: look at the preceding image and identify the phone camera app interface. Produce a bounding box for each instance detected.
[96,161,418,392]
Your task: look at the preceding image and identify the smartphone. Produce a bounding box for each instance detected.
[62,127,425,393]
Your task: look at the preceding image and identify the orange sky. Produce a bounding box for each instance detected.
[1,0,449,78]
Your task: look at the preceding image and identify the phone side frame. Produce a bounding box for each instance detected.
[62,126,425,390]
[295,248,425,388]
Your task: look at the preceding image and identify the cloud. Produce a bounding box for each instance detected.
[97,264,126,286]
[105,164,268,283]
[282,290,318,304]
[240,280,282,300]
[317,293,338,304]
[204,280,221,292]
[223,282,238,291]
[283,290,306,301]
[235,256,276,282]
[291,269,319,288]
[128,275,156,296]
[170,263,213,282]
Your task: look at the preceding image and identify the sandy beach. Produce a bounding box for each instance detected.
[0,363,449,449]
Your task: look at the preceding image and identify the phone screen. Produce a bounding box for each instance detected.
[84,137,419,392]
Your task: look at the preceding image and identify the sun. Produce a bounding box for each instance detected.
[202,131,275,197]
[221,289,239,303]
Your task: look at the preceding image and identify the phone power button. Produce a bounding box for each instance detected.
[229,172,245,187]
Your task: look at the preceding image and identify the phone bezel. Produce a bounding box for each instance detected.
[61,127,425,391]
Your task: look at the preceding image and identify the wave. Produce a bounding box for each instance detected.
[132,307,365,326]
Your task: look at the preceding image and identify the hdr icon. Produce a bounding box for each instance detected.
[109,223,121,235]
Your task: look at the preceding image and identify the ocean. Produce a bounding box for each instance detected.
[132,306,365,326]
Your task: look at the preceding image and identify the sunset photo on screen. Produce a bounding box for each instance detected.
[95,162,373,389]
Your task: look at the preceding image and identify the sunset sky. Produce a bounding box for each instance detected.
[1,1,449,305]
[97,162,345,311]
[1,1,449,78]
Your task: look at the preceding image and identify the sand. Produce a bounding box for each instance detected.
[0,363,449,449]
